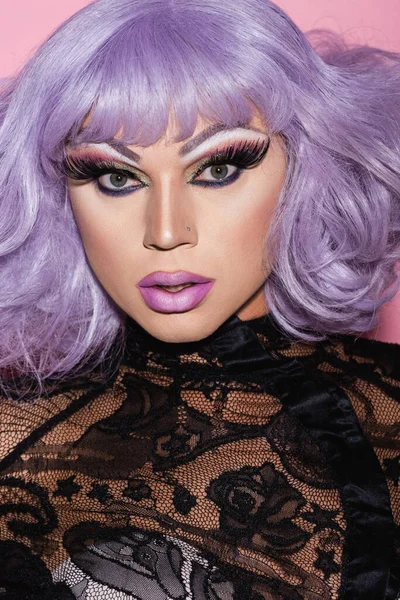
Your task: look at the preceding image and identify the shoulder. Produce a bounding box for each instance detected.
[314,335,400,495]
[316,335,400,420]
[302,334,400,433]
[266,327,400,456]
[277,332,400,534]
[322,334,400,381]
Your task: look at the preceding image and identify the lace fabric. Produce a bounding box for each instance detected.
[0,314,399,599]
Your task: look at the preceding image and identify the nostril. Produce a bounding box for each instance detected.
[143,224,197,251]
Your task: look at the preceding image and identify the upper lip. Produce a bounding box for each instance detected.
[137,271,213,287]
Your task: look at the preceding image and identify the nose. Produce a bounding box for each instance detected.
[143,180,198,251]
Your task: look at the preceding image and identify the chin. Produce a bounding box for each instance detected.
[132,309,226,344]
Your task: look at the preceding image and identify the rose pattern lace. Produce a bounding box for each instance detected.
[0,314,399,599]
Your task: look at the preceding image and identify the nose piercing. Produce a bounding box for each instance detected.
[186,226,191,231]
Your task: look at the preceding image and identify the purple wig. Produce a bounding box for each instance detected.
[0,0,399,395]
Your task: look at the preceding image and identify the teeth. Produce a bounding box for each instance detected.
[157,283,194,293]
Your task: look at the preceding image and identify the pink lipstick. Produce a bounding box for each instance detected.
[137,271,214,313]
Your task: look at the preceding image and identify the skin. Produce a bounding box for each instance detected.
[67,114,287,343]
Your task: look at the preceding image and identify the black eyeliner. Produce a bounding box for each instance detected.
[190,137,271,180]
[63,155,142,182]
[63,136,271,195]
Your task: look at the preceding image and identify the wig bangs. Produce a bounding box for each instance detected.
[1,0,398,396]
[43,1,295,157]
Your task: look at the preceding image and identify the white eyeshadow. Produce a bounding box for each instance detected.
[69,143,139,167]
[183,129,268,163]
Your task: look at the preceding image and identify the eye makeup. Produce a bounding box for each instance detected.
[63,150,146,195]
[63,152,142,182]
[180,126,268,161]
[63,136,271,196]
[188,137,270,188]
[67,142,140,167]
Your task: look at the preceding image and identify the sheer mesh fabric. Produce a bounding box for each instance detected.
[0,315,399,599]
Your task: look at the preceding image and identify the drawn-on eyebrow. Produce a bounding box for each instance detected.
[106,140,141,164]
[67,140,141,165]
[178,123,266,156]
[70,123,266,163]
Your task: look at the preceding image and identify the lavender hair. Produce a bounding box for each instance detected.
[0,0,399,396]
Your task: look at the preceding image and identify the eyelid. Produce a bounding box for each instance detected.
[100,165,142,178]
[101,165,144,179]
[64,137,270,186]
[184,136,270,165]
[63,154,146,182]
[187,137,271,180]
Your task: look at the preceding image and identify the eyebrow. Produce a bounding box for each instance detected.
[72,123,266,163]
[106,140,141,163]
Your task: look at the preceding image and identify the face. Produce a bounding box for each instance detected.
[66,114,287,342]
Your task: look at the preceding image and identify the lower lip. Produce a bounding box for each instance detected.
[138,282,214,313]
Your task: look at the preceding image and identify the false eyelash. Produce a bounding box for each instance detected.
[62,136,271,185]
[191,137,271,179]
[62,155,141,182]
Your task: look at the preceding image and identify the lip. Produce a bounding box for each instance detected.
[137,271,214,313]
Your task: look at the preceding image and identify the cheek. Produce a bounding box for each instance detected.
[238,161,285,262]
[222,190,278,268]
[69,190,136,277]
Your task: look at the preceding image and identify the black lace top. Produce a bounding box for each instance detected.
[0,314,399,600]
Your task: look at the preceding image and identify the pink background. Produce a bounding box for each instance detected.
[1,0,399,343]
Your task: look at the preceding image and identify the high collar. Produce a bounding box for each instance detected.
[123,312,287,365]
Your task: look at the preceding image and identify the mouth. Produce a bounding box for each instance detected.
[153,283,194,293]
[137,271,214,313]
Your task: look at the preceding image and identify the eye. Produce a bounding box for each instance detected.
[188,138,271,189]
[62,154,146,197]
[194,164,238,183]
[97,172,142,193]
[190,163,241,188]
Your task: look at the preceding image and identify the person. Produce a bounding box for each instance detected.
[0,0,399,598]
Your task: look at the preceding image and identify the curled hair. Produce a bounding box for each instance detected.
[0,0,399,395]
